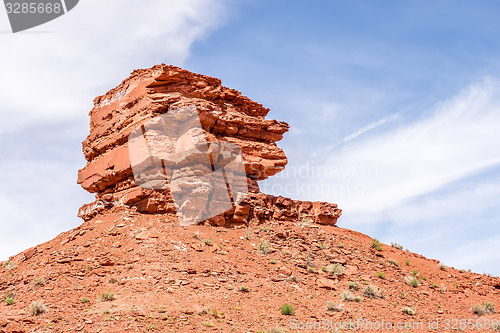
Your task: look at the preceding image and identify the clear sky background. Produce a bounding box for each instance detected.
[0,0,499,276]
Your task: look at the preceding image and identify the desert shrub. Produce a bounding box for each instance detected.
[390,242,403,250]
[340,291,354,302]
[324,263,345,277]
[244,228,251,240]
[204,238,213,245]
[280,303,295,315]
[258,240,270,254]
[30,301,47,316]
[354,296,363,302]
[362,285,383,299]
[377,272,386,279]
[270,260,277,264]
[388,259,398,266]
[5,297,14,305]
[348,281,359,291]
[99,292,115,302]
[402,307,415,315]
[405,259,410,265]
[472,302,496,316]
[485,302,496,314]
[439,284,446,293]
[240,286,249,292]
[404,276,419,288]
[80,298,90,303]
[326,301,343,312]
[371,239,382,251]
[2,261,15,270]
[412,269,419,277]
[5,290,15,299]
[33,278,44,287]
[266,328,283,333]
[472,304,486,316]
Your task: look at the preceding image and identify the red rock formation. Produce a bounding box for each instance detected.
[77,64,341,226]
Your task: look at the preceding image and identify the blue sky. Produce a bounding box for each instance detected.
[0,0,499,275]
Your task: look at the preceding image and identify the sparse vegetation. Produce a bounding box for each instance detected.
[2,261,15,270]
[402,307,415,315]
[376,272,386,279]
[363,285,383,299]
[280,303,295,315]
[244,228,251,240]
[33,278,45,287]
[412,269,419,277]
[326,301,343,312]
[354,296,363,302]
[404,276,419,288]
[371,239,382,251]
[405,259,410,266]
[472,304,486,316]
[472,302,496,316]
[340,291,354,302]
[265,328,283,333]
[80,298,90,303]
[270,260,277,264]
[389,259,399,266]
[5,297,14,305]
[323,263,345,277]
[258,240,270,255]
[390,242,403,250]
[485,302,496,314]
[99,292,115,302]
[204,238,213,245]
[439,284,446,294]
[348,281,359,291]
[30,301,47,316]
[240,286,249,292]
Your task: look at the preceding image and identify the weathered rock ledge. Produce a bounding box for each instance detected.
[77,64,341,226]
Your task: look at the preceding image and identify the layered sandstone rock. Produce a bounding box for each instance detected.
[77,64,341,226]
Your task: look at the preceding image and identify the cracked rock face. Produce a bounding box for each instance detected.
[77,64,341,226]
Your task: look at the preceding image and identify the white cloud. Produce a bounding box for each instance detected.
[343,112,400,143]
[0,0,228,261]
[320,77,500,214]
[0,0,227,133]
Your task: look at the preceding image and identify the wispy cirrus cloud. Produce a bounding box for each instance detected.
[343,112,400,143]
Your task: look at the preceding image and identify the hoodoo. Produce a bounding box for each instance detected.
[77,65,342,226]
